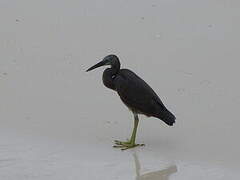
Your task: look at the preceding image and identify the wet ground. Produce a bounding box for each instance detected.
[0,0,240,179]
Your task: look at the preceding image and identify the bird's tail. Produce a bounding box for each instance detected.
[156,108,176,126]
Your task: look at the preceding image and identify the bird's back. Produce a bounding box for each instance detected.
[115,69,175,126]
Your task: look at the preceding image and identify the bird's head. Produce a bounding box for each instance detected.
[86,54,120,72]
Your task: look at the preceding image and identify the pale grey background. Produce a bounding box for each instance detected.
[0,0,240,179]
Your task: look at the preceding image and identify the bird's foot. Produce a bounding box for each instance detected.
[113,140,145,150]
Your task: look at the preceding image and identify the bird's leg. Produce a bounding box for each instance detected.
[129,113,139,144]
[114,113,144,150]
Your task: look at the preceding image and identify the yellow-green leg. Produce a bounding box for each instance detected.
[113,112,144,150]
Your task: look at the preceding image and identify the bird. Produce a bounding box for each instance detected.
[86,54,175,150]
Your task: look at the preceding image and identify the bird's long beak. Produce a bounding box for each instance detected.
[86,60,107,72]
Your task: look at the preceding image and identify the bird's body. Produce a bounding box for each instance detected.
[107,69,175,126]
[87,55,175,150]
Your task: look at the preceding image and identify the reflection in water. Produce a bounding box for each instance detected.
[133,153,177,180]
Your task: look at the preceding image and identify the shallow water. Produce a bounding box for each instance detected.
[1,0,240,179]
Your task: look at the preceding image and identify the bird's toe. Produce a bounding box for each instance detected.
[113,141,145,150]
[114,140,131,145]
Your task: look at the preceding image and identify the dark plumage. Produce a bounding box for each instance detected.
[114,69,175,126]
[86,54,175,150]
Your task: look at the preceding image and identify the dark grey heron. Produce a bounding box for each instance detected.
[86,55,175,150]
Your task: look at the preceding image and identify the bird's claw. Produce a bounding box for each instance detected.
[113,140,145,150]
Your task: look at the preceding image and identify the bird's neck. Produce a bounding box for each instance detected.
[110,58,120,74]
[102,68,118,90]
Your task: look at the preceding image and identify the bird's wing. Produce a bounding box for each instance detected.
[115,69,166,116]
